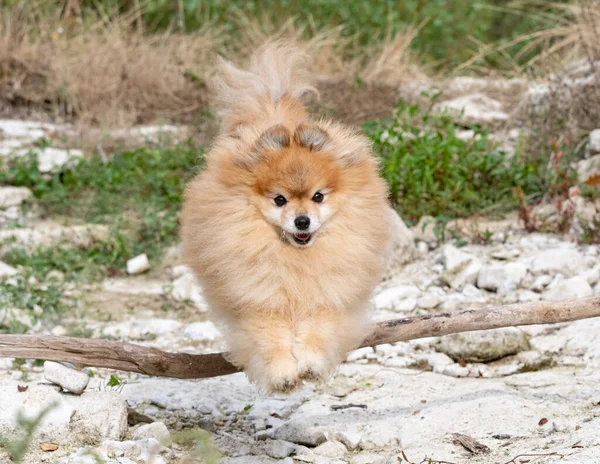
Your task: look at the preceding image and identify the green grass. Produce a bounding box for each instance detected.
[364,102,548,224]
[0,142,203,281]
[0,274,74,333]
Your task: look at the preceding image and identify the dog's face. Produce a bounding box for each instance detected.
[251,125,344,248]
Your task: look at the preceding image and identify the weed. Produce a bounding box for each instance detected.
[0,275,73,330]
[1,142,204,282]
[105,374,126,393]
[365,103,546,225]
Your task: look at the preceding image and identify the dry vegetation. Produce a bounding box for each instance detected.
[0,2,425,128]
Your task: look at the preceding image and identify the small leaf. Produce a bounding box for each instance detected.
[17,385,28,392]
[40,443,59,452]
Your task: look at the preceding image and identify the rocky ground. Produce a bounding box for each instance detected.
[2,74,600,464]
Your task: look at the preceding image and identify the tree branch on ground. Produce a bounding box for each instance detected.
[0,297,599,379]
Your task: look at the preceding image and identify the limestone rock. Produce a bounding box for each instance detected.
[435,328,530,362]
[132,422,172,447]
[542,276,593,301]
[477,262,527,291]
[433,93,508,126]
[0,186,32,209]
[44,361,90,395]
[0,383,127,445]
[441,245,482,290]
[382,208,418,279]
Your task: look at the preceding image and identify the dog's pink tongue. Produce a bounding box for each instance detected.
[295,233,311,240]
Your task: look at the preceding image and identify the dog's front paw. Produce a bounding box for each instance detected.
[295,349,337,383]
[247,354,300,394]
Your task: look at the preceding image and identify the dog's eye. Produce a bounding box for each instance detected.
[274,195,287,207]
[312,192,324,203]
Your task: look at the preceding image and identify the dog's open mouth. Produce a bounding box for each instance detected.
[293,232,312,245]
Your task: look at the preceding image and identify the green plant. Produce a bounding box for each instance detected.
[0,276,73,331]
[1,142,204,282]
[365,103,546,225]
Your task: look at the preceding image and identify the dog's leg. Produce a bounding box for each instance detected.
[293,308,366,383]
[227,312,300,394]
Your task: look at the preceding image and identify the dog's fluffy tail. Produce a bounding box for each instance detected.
[214,42,316,132]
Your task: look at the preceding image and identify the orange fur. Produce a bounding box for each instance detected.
[181,42,392,393]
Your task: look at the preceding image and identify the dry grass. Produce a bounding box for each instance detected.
[0,3,424,128]
[459,0,600,77]
[0,4,215,127]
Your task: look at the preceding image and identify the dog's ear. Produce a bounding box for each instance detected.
[254,124,291,153]
[237,125,290,169]
[293,124,331,152]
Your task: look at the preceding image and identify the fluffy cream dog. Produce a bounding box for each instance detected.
[181,42,392,393]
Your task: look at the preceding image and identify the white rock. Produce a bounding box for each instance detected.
[518,290,541,303]
[415,352,455,369]
[416,241,429,254]
[433,93,508,125]
[264,439,296,459]
[417,293,441,309]
[589,129,600,154]
[441,245,482,290]
[44,361,90,395]
[183,321,221,342]
[0,383,127,444]
[0,186,32,209]
[274,423,327,446]
[132,422,172,446]
[393,297,417,312]
[531,275,552,292]
[335,428,363,451]
[51,325,68,337]
[583,266,600,286]
[0,224,108,250]
[171,273,209,311]
[477,262,527,291]
[127,254,150,275]
[0,307,33,329]
[552,419,573,433]
[0,119,58,141]
[462,283,485,300]
[375,343,409,358]
[18,147,84,173]
[491,248,520,260]
[542,276,593,301]
[374,285,420,311]
[347,347,375,362]
[437,363,470,378]
[102,437,166,460]
[171,264,191,278]
[436,328,530,362]
[359,422,401,450]
[313,441,347,458]
[531,248,587,277]
[529,334,567,354]
[0,261,18,277]
[382,208,418,279]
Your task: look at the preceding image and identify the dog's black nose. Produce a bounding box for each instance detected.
[294,216,310,230]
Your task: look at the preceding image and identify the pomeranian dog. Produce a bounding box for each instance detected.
[181,42,393,393]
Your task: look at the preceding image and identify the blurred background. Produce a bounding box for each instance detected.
[1,1,600,463]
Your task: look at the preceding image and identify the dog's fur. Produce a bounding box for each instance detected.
[181,42,392,393]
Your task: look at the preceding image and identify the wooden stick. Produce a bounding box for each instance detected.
[1,296,599,379]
